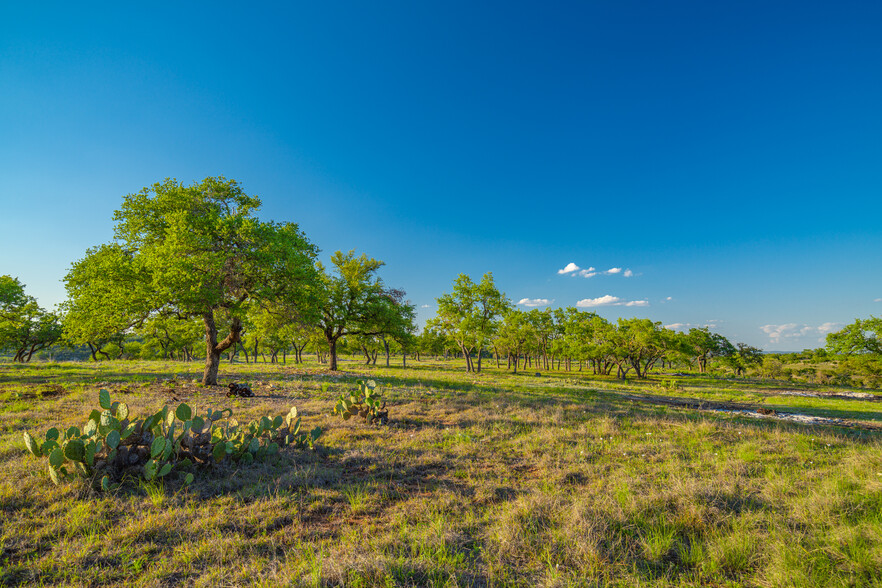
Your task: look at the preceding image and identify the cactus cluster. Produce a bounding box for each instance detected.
[22,389,321,490]
[332,379,388,425]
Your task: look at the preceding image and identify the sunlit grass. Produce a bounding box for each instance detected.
[1,358,882,585]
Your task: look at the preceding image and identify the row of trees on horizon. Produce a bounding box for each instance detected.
[1,177,880,386]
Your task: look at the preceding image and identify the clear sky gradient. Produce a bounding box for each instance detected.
[2,1,880,350]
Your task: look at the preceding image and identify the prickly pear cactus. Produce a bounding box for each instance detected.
[23,389,320,490]
[332,379,389,425]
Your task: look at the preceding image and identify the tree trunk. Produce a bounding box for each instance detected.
[328,337,339,371]
[383,337,391,367]
[202,311,242,386]
[459,343,471,372]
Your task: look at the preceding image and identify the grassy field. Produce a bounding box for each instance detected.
[2,358,882,587]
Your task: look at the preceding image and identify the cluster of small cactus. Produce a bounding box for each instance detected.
[332,379,388,425]
[23,389,321,490]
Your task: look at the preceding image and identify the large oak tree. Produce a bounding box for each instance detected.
[63,177,319,385]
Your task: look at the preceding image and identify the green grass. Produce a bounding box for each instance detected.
[2,357,882,586]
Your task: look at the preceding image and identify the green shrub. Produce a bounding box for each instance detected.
[23,389,321,490]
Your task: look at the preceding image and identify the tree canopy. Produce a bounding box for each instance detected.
[0,275,61,362]
[63,177,320,384]
[430,273,510,373]
[316,250,416,371]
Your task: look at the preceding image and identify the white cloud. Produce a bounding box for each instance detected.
[559,263,632,278]
[818,322,843,334]
[664,321,720,332]
[420,304,430,308]
[875,298,882,303]
[518,298,552,307]
[576,295,649,308]
[760,322,843,345]
[577,295,621,307]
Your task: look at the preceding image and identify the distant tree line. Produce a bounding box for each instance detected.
[424,272,763,379]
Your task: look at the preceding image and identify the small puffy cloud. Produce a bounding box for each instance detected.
[559,262,632,278]
[576,295,649,308]
[420,304,430,309]
[875,298,882,303]
[577,295,621,307]
[664,323,686,331]
[518,298,552,307]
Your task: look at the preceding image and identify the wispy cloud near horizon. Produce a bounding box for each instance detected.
[760,322,843,345]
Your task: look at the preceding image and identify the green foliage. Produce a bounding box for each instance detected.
[430,272,511,372]
[23,389,320,490]
[316,250,416,371]
[62,177,321,384]
[827,317,882,357]
[0,275,62,362]
[333,379,388,425]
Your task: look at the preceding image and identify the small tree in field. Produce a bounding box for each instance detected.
[316,250,416,371]
[430,273,510,373]
[64,177,320,385]
[0,275,62,362]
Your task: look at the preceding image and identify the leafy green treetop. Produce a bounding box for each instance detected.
[431,273,511,373]
[685,327,736,373]
[826,317,882,356]
[0,275,62,362]
[64,177,320,385]
[316,250,416,371]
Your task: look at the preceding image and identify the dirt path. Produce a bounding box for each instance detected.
[618,392,882,431]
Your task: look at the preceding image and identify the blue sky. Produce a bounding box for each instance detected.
[2,1,880,350]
